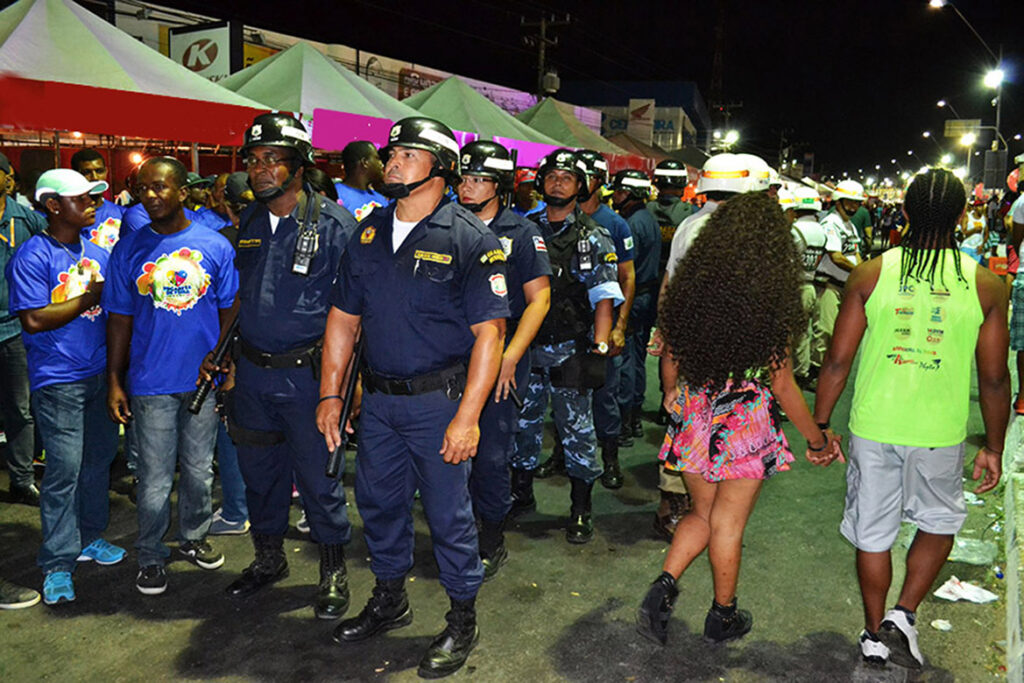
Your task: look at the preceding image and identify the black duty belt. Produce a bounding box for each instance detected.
[363,363,467,399]
[240,338,320,369]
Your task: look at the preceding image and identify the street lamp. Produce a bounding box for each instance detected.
[960,132,976,179]
[937,99,962,119]
[983,67,1005,150]
[723,130,739,145]
[941,153,953,165]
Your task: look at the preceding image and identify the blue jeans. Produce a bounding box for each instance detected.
[215,421,248,523]
[0,335,35,489]
[32,374,118,573]
[131,392,218,567]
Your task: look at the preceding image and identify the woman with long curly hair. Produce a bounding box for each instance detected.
[636,191,840,646]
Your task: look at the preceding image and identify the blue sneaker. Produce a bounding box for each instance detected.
[77,539,127,566]
[42,571,75,605]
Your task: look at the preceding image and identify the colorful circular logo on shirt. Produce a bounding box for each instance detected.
[51,258,102,321]
[135,247,210,316]
[88,218,121,252]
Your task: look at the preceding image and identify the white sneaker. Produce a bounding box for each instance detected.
[880,608,924,668]
[859,630,889,664]
[296,510,310,534]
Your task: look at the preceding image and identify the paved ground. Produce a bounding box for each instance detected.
[0,357,1011,682]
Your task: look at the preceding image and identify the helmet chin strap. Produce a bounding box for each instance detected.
[459,192,498,214]
[380,166,444,200]
[253,163,300,203]
[543,192,575,208]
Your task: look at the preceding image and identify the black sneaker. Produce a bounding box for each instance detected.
[136,565,167,595]
[178,540,225,570]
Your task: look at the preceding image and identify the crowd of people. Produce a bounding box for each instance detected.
[0,113,1020,678]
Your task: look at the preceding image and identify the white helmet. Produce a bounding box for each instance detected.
[793,186,822,212]
[696,153,750,195]
[768,167,782,189]
[832,179,867,202]
[777,188,796,211]
[734,153,772,192]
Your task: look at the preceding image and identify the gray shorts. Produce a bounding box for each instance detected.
[840,435,967,552]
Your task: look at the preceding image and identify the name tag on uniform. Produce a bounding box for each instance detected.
[414,250,453,264]
[238,238,261,249]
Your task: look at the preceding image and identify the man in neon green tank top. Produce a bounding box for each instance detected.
[812,169,1008,669]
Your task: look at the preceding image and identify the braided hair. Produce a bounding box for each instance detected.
[900,168,967,289]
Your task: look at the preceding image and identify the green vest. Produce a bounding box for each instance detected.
[850,247,982,447]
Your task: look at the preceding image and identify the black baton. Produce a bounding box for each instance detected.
[189,316,240,415]
[326,334,365,478]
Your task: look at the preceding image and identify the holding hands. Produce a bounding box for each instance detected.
[805,429,845,466]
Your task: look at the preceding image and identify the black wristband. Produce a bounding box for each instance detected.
[318,395,342,405]
[808,433,829,452]
[816,421,830,431]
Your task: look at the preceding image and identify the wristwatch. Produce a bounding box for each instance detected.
[594,341,609,355]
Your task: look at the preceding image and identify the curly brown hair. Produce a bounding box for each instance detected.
[659,192,806,391]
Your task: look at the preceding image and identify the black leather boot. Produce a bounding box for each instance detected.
[333,578,412,643]
[478,518,508,581]
[636,571,679,645]
[599,438,624,489]
[314,543,350,620]
[534,440,566,478]
[630,407,644,438]
[566,477,594,544]
[703,597,753,644]
[225,533,288,598]
[417,597,479,679]
[507,468,536,518]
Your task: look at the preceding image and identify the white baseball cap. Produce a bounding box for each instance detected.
[35,169,108,202]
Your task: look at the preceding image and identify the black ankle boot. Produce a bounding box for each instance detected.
[478,519,508,581]
[600,438,624,489]
[636,571,679,645]
[508,468,536,518]
[703,598,753,644]
[566,477,594,544]
[630,408,644,438]
[417,597,479,679]
[226,533,288,598]
[333,578,412,643]
[534,441,566,478]
[314,543,350,620]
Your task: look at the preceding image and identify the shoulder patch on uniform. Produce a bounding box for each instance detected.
[414,249,453,265]
[489,273,508,296]
[237,238,261,249]
[499,236,513,257]
[604,252,618,263]
[532,235,547,252]
[624,236,634,251]
[360,226,376,244]
[480,248,506,264]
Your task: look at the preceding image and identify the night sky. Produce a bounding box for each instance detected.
[122,1,1024,176]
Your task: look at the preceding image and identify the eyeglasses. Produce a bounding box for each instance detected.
[459,176,495,187]
[244,153,295,170]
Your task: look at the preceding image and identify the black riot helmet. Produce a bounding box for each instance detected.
[378,117,461,199]
[577,149,609,188]
[241,113,315,202]
[653,159,688,190]
[610,169,653,211]
[458,140,513,213]
[536,148,588,208]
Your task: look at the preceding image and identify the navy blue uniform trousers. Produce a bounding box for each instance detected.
[357,389,483,600]
[233,357,351,545]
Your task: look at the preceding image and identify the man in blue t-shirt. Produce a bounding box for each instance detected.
[103,157,238,597]
[0,152,45,506]
[6,169,124,606]
[71,149,125,253]
[334,141,388,221]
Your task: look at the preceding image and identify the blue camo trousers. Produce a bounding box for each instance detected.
[512,368,602,484]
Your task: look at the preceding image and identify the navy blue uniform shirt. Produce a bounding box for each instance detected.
[235,194,358,353]
[591,203,634,262]
[620,204,661,286]
[486,207,551,321]
[331,197,510,379]
[0,199,46,341]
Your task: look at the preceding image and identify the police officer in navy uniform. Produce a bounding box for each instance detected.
[648,158,694,273]
[609,169,661,445]
[199,113,358,619]
[508,149,623,544]
[316,117,509,678]
[455,140,551,580]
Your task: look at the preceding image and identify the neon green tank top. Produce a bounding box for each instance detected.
[849,246,982,447]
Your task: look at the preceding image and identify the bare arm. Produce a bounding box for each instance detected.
[316,306,361,452]
[593,298,613,348]
[828,251,858,273]
[494,276,550,401]
[613,259,636,332]
[18,274,102,333]
[106,312,134,424]
[441,318,505,464]
[973,266,1009,493]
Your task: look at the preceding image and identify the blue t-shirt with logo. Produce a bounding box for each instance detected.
[512,200,545,218]
[5,236,109,390]
[82,199,125,253]
[591,204,635,262]
[103,223,238,396]
[195,206,233,230]
[334,183,388,222]
[121,203,221,236]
